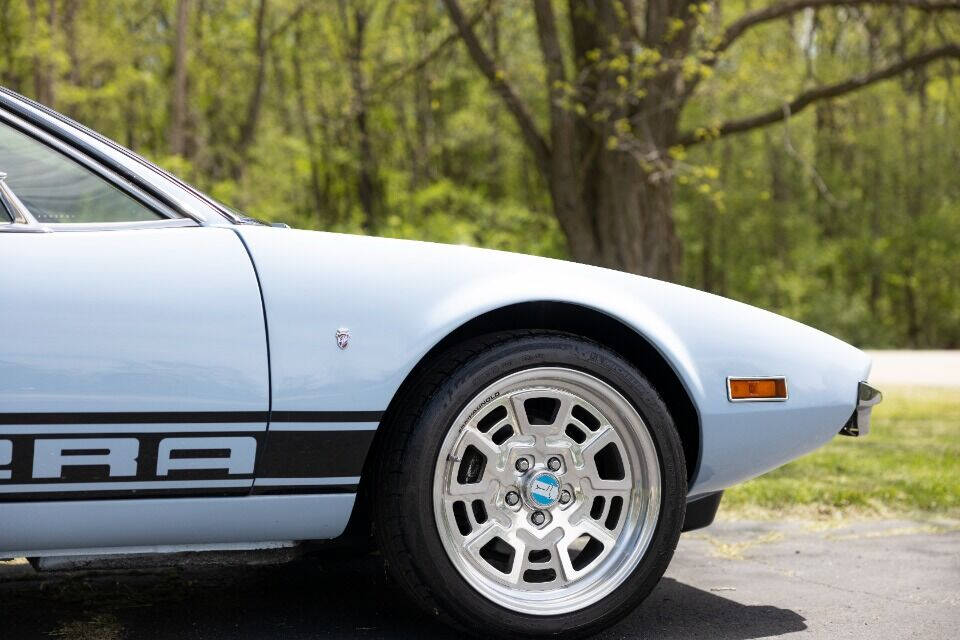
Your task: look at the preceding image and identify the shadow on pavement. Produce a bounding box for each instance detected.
[0,554,806,639]
[611,577,807,639]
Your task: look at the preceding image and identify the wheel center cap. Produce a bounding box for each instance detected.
[524,471,561,508]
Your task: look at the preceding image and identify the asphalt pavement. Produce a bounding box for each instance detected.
[1,518,957,639]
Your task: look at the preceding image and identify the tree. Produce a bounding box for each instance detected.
[443,0,960,279]
[169,0,191,157]
[1,0,956,347]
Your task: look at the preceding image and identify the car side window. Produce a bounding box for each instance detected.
[0,121,164,223]
[0,196,11,222]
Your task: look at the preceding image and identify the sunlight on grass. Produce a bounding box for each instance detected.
[723,387,960,518]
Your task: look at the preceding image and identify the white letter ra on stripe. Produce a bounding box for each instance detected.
[156,437,256,476]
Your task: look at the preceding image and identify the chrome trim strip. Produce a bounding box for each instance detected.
[253,476,361,487]
[725,376,789,402]
[0,171,28,223]
[267,422,379,432]
[43,219,198,232]
[0,171,51,232]
[0,479,253,493]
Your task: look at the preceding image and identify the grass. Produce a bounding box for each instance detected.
[722,386,960,519]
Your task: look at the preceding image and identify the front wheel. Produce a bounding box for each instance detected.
[373,332,686,638]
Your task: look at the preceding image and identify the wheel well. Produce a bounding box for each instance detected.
[424,302,700,483]
[342,301,701,543]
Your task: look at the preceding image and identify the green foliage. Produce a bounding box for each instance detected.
[724,387,960,517]
[0,0,956,347]
[676,3,960,347]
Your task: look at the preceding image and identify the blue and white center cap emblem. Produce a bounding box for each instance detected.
[527,472,561,507]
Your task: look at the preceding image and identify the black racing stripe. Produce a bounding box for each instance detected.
[0,432,264,484]
[0,412,268,425]
[0,410,385,425]
[270,411,384,423]
[257,430,375,478]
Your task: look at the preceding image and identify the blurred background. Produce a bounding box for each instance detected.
[1,5,957,636]
[2,0,958,349]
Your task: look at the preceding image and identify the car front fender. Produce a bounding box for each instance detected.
[236,227,870,496]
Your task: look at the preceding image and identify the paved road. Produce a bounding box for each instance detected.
[2,518,957,639]
[867,350,960,387]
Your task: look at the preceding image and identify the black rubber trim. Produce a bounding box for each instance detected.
[251,484,359,496]
[0,486,252,502]
[681,491,723,532]
[0,412,269,424]
[270,411,384,423]
[0,411,384,424]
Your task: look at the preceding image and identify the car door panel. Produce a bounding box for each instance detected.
[0,227,269,502]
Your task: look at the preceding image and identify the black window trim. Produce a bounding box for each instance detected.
[0,86,240,226]
[0,108,193,230]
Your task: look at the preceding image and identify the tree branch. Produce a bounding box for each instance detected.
[677,43,960,146]
[377,0,494,95]
[533,0,567,88]
[267,1,310,42]
[442,0,551,178]
[682,0,960,102]
[712,0,960,59]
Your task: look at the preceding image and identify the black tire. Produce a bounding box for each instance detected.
[372,331,686,638]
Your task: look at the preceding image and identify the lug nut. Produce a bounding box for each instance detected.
[547,457,562,471]
[505,491,520,506]
[515,458,530,472]
[559,490,572,504]
[531,511,546,526]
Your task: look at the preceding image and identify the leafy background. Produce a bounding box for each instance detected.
[1,0,958,347]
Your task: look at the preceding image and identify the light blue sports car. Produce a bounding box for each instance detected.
[0,87,880,638]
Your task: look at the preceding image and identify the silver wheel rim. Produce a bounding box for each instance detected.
[432,367,661,615]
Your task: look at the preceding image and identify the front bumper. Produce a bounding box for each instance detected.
[839,382,883,437]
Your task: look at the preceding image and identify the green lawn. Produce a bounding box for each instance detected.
[722,387,960,518]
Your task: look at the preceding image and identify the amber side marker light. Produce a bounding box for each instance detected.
[727,377,788,402]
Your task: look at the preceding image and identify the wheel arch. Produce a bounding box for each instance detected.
[419,302,701,486]
[345,301,701,541]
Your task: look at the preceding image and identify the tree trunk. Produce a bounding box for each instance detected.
[584,150,680,277]
[485,6,503,199]
[233,0,269,180]
[169,0,191,157]
[544,143,681,279]
[63,0,80,89]
[291,23,326,225]
[411,8,433,189]
[27,0,57,107]
[561,0,685,279]
[344,4,383,235]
